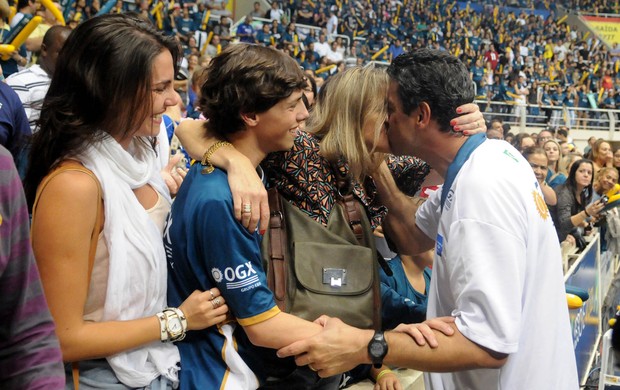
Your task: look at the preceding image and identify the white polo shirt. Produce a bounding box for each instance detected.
[416,139,578,390]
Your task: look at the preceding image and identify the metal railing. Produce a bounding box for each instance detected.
[578,11,620,18]
[231,16,351,50]
[476,100,620,136]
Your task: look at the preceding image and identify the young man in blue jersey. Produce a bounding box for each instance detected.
[164,43,341,389]
[278,48,579,390]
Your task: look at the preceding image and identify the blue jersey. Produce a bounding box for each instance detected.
[380,256,431,330]
[165,165,280,389]
[546,170,567,189]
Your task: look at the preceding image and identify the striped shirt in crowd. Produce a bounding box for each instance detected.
[0,145,65,389]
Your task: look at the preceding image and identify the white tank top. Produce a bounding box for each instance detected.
[83,191,170,322]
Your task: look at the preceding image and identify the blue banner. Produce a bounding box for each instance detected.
[565,239,600,384]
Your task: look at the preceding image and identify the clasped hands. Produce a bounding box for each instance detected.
[276,315,456,378]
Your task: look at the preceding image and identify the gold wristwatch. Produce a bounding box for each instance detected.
[162,308,187,342]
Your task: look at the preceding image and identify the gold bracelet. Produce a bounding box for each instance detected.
[375,368,393,382]
[201,140,232,174]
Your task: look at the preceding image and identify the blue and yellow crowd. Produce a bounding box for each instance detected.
[62,0,620,123]
[3,0,617,125]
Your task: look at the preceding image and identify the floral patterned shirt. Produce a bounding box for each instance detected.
[263,131,431,229]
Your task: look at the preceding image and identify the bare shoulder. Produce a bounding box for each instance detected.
[32,167,101,241]
[38,168,100,209]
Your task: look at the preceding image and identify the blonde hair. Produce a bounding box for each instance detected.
[308,65,388,183]
[595,166,619,185]
[544,139,566,175]
[591,139,609,163]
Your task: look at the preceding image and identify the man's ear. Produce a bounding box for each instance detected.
[241,112,258,127]
[417,102,431,127]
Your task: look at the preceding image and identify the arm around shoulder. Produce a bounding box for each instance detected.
[175,119,268,232]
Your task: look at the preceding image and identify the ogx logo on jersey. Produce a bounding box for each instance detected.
[212,263,261,292]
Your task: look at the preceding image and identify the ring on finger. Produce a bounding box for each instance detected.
[308,364,317,372]
[211,297,221,309]
[242,203,252,214]
[209,289,215,300]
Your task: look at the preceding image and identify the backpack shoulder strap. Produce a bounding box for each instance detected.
[266,188,288,311]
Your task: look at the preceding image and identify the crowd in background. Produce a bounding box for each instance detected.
[0,0,616,387]
[3,0,620,174]
[65,0,616,130]
[485,120,620,252]
[3,0,620,175]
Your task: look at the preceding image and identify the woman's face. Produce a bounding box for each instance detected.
[527,153,548,184]
[597,142,612,163]
[189,55,199,69]
[544,141,560,163]
[613,149,620,167]
[136,50,179,139]
[363,110,389,153]
[303,83,315,108]
[574,162,593,189]
[598,170,619,193]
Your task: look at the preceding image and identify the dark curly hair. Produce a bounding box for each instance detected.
[387,48,474,133]
[199,43,306,139]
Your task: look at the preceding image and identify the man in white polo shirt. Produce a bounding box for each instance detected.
[7,26,70,133]
[278,48,578,390]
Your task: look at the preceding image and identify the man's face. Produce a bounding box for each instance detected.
[486,129,503,140]
[386,80,417,156]
[491,121,503,133]
[255,89,309,153]
[537,130,553,146]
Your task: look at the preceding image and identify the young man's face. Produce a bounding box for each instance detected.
[255,90,309,154]
[386,80,417,156]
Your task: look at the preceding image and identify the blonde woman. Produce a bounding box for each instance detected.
[176,65,485,256]
[175,65,485,388]
[593,167,619,202]
[591,139,613,173]
[543,139,567,189]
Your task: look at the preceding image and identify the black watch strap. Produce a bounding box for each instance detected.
[368,331,388,368]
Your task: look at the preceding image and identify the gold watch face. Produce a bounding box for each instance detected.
[167,317,183,336]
